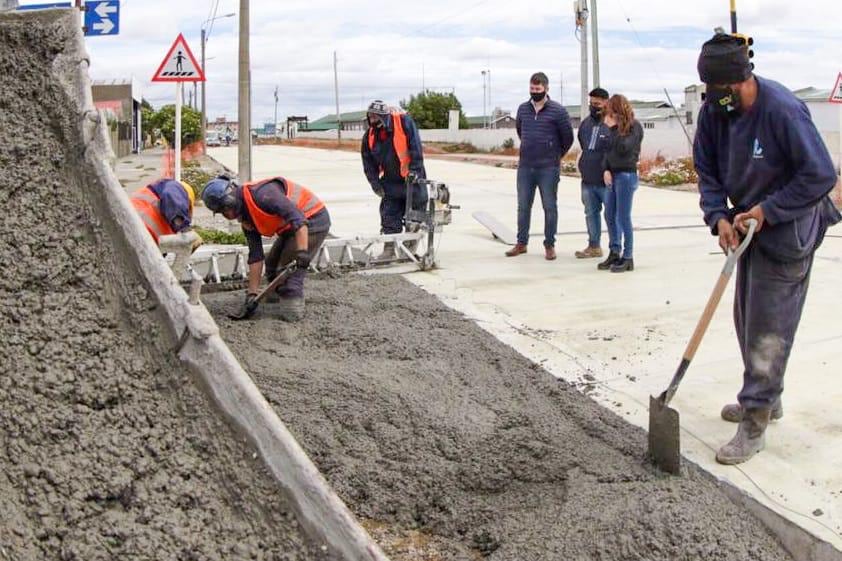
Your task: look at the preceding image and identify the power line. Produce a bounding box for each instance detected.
[413,0,495,35]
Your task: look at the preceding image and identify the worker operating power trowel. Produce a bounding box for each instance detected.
[201,173,331,322]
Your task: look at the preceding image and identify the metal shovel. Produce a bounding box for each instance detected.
[228,262,298,320]
[648,219,757,474]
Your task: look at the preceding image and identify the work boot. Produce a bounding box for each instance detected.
[277,296,305,322]
[721,401,783,423]
[376,242,396,261]
[575,246,603,259]
[597,252,620,270]
[545,246,557,261]
[610,258,634,272]
[715,408,771,465]
[505,244,527,257]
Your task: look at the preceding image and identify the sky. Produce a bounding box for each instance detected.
[23,0,842,125]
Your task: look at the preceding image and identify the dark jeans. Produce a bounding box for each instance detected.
[581,183,610,249]
[604,171,638,258]
[735,243,813,410]
[264,229,329,298]
[516,165,559,247]
[380,180,427,234]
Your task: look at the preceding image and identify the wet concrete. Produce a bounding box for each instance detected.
[0,10,327,560]
[207,274,794,561]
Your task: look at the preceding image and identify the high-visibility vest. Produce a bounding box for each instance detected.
[367,112,411,179]
[242,177,326,237]
[131,186,174,243]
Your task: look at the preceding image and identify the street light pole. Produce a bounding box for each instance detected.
[481,70,487,129]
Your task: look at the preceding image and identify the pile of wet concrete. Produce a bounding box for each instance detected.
[0,10,329,560]
[206,274,794,561]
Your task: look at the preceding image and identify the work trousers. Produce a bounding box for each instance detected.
[380,180,427,234]
[264,229,329,298]
[734,243,814,410]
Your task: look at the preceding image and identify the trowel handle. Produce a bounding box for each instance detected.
[661,219,757,406]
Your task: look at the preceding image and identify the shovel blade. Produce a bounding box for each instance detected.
[648,394,681,474]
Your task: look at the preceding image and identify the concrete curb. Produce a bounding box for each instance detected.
[53,10,387,561]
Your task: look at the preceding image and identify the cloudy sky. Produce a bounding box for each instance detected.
[25,0,842,124]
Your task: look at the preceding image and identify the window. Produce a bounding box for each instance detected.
[643,122,655,129]
[686,111,693,125]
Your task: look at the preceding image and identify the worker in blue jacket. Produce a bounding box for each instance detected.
[694,33,841,465]
[361,100,427,260]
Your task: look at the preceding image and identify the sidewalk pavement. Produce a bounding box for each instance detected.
[210,144,842,549]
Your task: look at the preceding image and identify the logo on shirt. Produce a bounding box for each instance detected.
[752,138,764,159]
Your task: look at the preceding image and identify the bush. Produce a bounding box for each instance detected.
[193,226,246,245]
[640,157,698,186]
[441,142,477,153]
[181,160,215,197]
[502,137,515,149]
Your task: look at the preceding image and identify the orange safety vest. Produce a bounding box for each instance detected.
[367,111,411,179]
[131,186,175,243]
[242,177,326,237]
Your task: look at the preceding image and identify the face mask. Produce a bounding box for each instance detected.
[706,86,740,115]
[530,91,546,102]
[368,116,383,128]
[589,104,602,119]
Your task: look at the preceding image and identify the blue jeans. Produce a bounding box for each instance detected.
[581,183,611,249]
[604,171,638,259]
[516,166,559,247]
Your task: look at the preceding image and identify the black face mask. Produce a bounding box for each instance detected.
[530,91,547,102]
[706,86,740,115]
[589,104,603,119]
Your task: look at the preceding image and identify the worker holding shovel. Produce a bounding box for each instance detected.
[694,33,841,464]
[201,174,331,322]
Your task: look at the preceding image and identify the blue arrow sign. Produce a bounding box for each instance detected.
[16,2,72,10]
[84,0,119,36]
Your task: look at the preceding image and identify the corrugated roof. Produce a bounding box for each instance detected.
[309,110,369,125]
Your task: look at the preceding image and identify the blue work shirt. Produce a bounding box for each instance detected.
[239,180,331,264]
[694,75,840,260]
[516,97,574,168]
[149,179,192,232]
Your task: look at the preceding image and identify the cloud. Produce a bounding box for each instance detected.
[61,0,842,125]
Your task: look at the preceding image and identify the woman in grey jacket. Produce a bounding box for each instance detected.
[598,94,644,272]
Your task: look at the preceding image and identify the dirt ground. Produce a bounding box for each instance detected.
[0,10,328,560]
[206,274,794,561]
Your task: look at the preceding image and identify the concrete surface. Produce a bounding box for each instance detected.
[211,144,842,551]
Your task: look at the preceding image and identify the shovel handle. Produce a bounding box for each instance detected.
[661,219,757,406]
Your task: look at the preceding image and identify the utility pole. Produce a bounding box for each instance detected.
[274,85,279,136]
[488,69,492,128]
[481,70,487,129]
[238,0,251,181]
[591,0,600,87]
[333,51,341,144]
[576,0,589,125]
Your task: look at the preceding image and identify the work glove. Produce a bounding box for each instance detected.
[294,250,311,270]
[240,292,259,319]
[406,171,419,185]
[190,233,204,253]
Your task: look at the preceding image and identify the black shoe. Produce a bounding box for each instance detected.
[597,252,620,270]
[610,258,634,273]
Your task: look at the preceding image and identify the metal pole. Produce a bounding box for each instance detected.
[333,51,341,144]
[481,71,487,129]
[730,0,738,33]
[577,0,589,125]
[200,28,207,155]
[488,69,492,128]
[238,0,251,181]
[175,82,182,181]
[838,104,842,175]
[274,86,279,137]
[591,0,600,87]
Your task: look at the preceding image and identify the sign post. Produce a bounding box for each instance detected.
[151,34,205,181]
[829,73,842,174]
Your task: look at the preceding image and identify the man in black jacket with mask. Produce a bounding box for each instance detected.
[576,87,612,259]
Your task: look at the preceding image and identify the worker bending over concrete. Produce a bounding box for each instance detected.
[131,178,197,244]
[361,99,427,260]
[694,33,841,465]
[201,175,331,322]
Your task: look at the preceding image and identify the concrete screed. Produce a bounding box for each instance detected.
[210,143,842,554]
[0,11,331,560]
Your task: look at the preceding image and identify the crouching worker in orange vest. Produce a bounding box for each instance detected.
[130,179,198,245]
[201,174,330,322]
[361,99,428,260]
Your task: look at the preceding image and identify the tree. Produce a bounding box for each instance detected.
[140,99,157,145]
[400,91,468,129]
[148,104,202,146]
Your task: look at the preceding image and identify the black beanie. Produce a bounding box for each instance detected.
[697,33,752,85]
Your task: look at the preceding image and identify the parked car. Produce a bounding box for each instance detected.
[206,132,221,147]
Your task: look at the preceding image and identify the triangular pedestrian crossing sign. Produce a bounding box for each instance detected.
[152,33,206,82]
[829,73,842,104]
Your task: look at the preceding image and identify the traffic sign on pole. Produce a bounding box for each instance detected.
[829,72,842,104]
[152,34,206,83]
[84,0,119,36]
